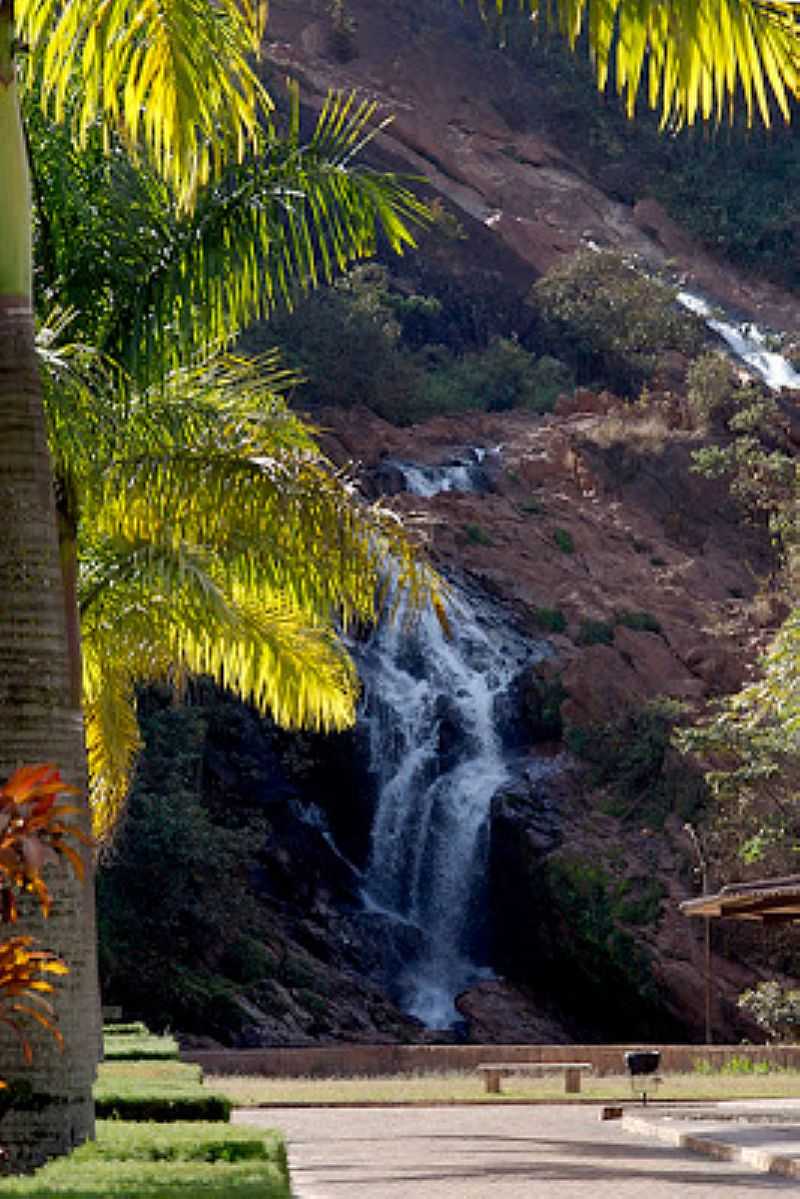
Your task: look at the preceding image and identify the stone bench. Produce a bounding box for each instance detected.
[477,1061,593,1095]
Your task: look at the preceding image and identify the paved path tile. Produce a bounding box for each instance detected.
[235,1104,799,1197]
[625,1101,800,1180]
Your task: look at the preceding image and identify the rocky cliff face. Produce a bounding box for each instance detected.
[264,0,800,335]
[318,391,785,1044]
[251,1,800,1044]
[106,387,786,1046]
[100,1,799,1048]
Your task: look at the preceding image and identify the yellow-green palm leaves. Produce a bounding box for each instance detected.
[490,0,800,126]
[101,88,429,386]
[45,353,439,839]
[18,0,271,207]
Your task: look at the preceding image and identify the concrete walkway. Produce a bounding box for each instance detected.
[624,1100,800,1180]
[235,1104,800,1197]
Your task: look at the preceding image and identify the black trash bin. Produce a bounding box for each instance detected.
[624,1050,661,1104]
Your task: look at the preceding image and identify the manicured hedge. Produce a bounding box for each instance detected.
[103,1029,180,1060]
[95,1093,231,1122]
[0,1122,290,1197]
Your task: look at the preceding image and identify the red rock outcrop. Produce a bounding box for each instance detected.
[264,0,800,336]
[255,1,800,1044]
[318,397,789,1043]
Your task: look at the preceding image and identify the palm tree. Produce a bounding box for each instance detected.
[40,348,439,840]
[28,85,428,388]
[488,0,800,127]
[29,91,436,838]
[0,0,797,1166]
[0,0,428,1165]
[1,1,103,1164]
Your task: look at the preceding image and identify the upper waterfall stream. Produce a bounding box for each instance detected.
[389,448,496,498]
[678,289,800,391]
[357,582,544,1029]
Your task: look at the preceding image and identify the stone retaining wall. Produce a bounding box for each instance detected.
[183,1043,800,1078]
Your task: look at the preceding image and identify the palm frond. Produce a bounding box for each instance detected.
[37,308,124,509]
[81,538,360,837]
[102,89,429,383]
[78,356,437,631]
[18,0,272,207]
[490,0,800,126]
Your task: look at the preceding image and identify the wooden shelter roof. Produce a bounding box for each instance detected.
[680,875,800,923]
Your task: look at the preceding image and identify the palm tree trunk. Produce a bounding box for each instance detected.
[0,9,99,1169]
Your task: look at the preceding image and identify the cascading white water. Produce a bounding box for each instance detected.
[397,461,477,497]
[358,583,540,1029]
[677,290,800,391]
[390,447,499,498]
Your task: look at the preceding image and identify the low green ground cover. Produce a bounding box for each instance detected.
[103,1033,180,1061]
[214,1068,800,1107]
[0,1122,290,1198]
[95,1061,231,1121]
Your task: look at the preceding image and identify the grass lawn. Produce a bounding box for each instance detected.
[95,1061,231,1121]
[0,1122,291,1198]
[213,1068,800,1107]
[103,1033,179,1061]
[96,1061,205,1097]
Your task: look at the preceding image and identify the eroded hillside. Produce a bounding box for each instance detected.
[98,0,800,1047]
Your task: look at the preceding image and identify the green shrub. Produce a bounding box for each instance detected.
[722,1055,772,1075]
[97,1061,204,1090]
[416,337,562,418]
[553,527,574,554]
[531,607,567,633]
[615,610,662,634]
[575,618,613,646]
[97,702,271,1040]
[94,1058,233,1122]
[95,1094,232,1122]
[221,935,277,986]
[692,1055,773,1076]
[86,1122,283,1163]
[255,265,418,420]
[532,250,706,395]
[526,354,574,410]
[738,980,800,1042]
[615,877,667,925]
[566,699,707,828]
[685,351,737,427]
[104,1033,179,1060]
[0,1123,291,1198]
[464,523,494,547]
[524,672,567,740]
[542,856,666,1032]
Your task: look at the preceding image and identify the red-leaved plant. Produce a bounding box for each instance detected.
[0,765,91,1076]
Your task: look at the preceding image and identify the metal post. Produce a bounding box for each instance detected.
[685,823,712,1045]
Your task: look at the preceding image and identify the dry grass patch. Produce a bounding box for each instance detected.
[583,410,674,453]
[214,1069,800,1107]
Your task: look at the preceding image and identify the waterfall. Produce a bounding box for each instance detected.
[677,290,800,391]
[358,583,541,1029]
[386,447,500,499]
[397,461,479,497]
